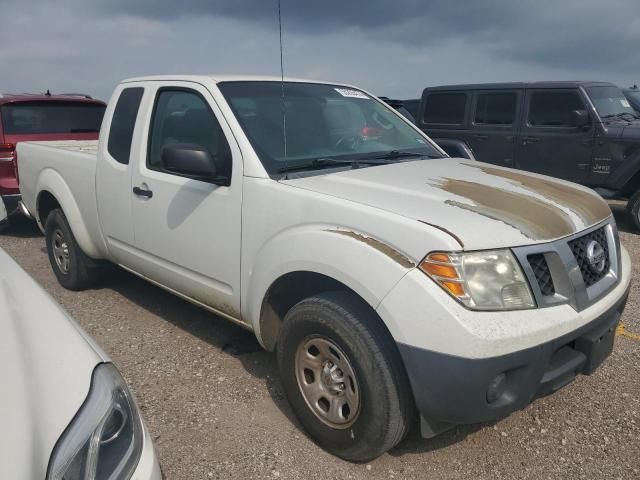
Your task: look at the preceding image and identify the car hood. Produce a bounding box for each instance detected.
[282,159,611,250]
[0,248,106,479]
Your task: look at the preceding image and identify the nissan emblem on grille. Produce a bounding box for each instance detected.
[586,240,606,274]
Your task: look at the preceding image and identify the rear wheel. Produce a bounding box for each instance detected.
[277,291,414,462]
[45,209,101,290]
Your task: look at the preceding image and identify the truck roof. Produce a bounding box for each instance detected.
[121,74,354,87]
[423,81,616,92]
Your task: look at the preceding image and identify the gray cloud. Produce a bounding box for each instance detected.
[0,0,638,101]
[94,0,640,72]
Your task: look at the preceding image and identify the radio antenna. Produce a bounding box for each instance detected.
[278,0,287,161]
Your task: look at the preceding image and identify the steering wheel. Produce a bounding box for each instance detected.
[335,134,363,152]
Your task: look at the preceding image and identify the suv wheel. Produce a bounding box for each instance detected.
[627,190,640,232]
[277,291,414,462]
[45,209,101,290]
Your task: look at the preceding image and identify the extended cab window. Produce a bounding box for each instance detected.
[474,92,517,125]
[423,93,466,124]
[528,91,584,127]
[107,88,144,164]
[147,89,231,180]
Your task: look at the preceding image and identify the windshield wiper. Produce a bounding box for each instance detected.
[601,112,640,121]
[277,157,393,173]
[70,128,100,133]
[368,150,435,160]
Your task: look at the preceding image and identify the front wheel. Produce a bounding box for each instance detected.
[45,209,101,290]
[277,291,414,462]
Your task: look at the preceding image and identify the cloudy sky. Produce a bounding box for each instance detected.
[1,0,639,101]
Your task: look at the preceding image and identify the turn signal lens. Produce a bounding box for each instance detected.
[419,252,468,300]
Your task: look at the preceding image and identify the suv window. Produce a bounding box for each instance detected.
[107,88,144,164]
[0,101,105,135]
[148,89,231,179]
[423,93,466,124]
[528,91,584,127]
[474,92,517,125]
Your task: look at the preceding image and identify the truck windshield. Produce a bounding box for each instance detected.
[218,81,442,175]
[0,101,105,135]
[585,86,638,119]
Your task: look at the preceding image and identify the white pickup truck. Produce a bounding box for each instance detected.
[18,75,631,461]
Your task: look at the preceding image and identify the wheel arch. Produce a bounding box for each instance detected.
[257,270,400,352]
[35,169,101,258]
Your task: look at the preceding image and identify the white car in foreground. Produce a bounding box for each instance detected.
[0,247,161,479]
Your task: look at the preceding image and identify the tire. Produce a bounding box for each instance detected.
[277,291,414,462]
[627,190,640,232]
[44,208,101,290]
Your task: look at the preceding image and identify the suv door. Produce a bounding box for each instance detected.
[517,89,594,182]
[129,82,243,321]
[468,90,521,166]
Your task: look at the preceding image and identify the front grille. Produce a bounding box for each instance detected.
[528,254,555,296]
[568,227,610,287]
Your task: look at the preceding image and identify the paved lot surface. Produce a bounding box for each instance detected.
[2,203,639,479]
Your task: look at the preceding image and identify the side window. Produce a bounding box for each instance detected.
[528,91,584,127]
[148,89,231,179]
[107,87,144,164]
[474,92,517,125]
[423,93,466,125]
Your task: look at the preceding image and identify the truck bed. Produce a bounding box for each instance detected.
[20,139,99,157]
[17,139,105,257]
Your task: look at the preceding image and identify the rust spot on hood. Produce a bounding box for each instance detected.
[470,164,611,225]
[434,178,576,240]
[428,163,612,241]
[327,229,414,268]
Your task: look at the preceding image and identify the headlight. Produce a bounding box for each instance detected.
[419,249,536,310]
[47,363,143,480]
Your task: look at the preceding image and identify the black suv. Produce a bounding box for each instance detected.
[418,81,640,230]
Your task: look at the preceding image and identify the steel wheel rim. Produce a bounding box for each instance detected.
[51,228,70,274]
[294,335,361,429]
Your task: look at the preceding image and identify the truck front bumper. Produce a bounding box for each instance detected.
[398,287,628,437]
[376,244,632,438]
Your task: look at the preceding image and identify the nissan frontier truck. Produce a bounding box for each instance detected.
[17,75,631,461]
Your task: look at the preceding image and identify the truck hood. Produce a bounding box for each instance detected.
[0,248,105,479]
[282,159,611,250]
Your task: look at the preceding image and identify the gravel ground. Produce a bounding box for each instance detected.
[2,203,639,480]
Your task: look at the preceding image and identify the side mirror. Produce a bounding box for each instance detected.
[161,143,223,182]
[570,109,590,129]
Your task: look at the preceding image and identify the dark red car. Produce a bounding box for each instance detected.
[0,92,106,219]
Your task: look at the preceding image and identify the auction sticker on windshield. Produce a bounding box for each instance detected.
[334,88,369,99]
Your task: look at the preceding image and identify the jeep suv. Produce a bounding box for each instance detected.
[418,82,640,230]
[0,93,105,218]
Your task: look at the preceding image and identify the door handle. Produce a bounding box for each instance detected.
[474,134,489,141]
[522,136,540,145]
[133,186,153,198]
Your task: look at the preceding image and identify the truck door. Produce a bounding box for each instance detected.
[516,89,594,182]
[96,86,145,263]
[467,90,520,167]
[129,82,243,320]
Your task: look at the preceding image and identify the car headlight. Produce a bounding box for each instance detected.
[47,363,143,480]
[419,249,536,310]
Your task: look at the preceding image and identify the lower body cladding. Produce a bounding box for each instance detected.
[376,244,632,439]
[399,291,628,437]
